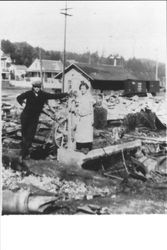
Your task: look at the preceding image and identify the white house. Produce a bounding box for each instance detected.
[26,58,63,89]
[10,64,27,80]
[27,58,62,80]
[1,49,12,80]
[56,64,92,93]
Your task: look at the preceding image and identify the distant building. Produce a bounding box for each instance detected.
[1,50,12,80]
[27,58,63,80]
[67,59,79,65]
[108,55,123,67]
[26,58,63,89]
[55,62,137,94]
[160,76,166,90]
[10,64,27,80]
[55,62,160,96]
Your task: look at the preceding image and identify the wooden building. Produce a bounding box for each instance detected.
[27,58,62,80]
[27,58,63,89]
[55,62,160,95]
[10,64,27,80]
[124,79,160,96]
[55,62,136,93]
[1,50,12,80]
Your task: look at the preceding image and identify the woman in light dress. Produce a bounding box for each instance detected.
[75,81,95,152]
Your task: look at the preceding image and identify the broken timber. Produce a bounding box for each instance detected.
[124,134,167,144]
[2,125,21,136]
[58,140,141,168]
[84,140,141,162]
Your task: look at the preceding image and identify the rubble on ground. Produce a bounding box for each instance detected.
[2,93,167,214]
[105,93,167,127]
[2,166,113,201]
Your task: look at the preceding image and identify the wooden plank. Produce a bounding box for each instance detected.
[83,140,142,162]
[2,125,21,136]
[124,134,166,144]
[16,131,46,144]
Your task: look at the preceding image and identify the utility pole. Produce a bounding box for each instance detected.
[60,1,72,92]
[155,60,159,81]
[155,49,159,81]
[39,48,44,90]
[61,2,73,149]
[132,37,136,58]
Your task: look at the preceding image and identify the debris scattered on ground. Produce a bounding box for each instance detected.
[2,92,167,214]
[2,166,114,206]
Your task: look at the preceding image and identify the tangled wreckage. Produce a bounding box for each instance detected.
[2,92,167,214]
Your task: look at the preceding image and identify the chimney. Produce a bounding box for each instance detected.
[114,58,117,67]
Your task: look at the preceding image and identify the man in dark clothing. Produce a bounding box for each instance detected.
[17,81,68,161]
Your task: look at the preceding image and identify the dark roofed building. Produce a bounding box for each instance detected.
[75,62,136,81]
[55,62,138,94]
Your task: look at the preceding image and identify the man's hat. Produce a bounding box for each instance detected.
[32,81,42,87]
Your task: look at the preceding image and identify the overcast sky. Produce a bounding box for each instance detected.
[0,1,166,62]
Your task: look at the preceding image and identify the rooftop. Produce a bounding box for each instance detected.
[41,59,63,72]
[55,62,137,81]
[27,59,63,73]
[12,65,27,70]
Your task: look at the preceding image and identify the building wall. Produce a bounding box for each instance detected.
[14,68,27,76]
[28,58,41,72]
[1,59,6,69]
[125,80,146,94]
[63,68,91,92]
[10,78,61,89]
[1,56,12,80]
[10,65,27,79]
[44,79,61,89]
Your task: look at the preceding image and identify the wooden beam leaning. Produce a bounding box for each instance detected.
[82,140,142,163]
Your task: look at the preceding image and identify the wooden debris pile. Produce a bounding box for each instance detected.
[2,100,70,159]
[105,94,167,128]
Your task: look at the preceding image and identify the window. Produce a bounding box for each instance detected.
[137,82,142,92]
[68,80,72,91]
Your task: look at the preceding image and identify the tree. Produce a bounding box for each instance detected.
[1,40,15,61]
[1,39,165,82]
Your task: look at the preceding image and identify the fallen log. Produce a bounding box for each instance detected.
[57,140,141,169]
[83,139,142,163]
